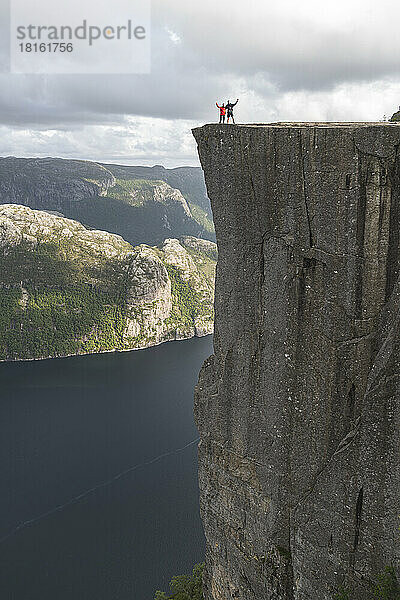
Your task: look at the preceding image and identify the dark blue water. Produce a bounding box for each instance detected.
[0,336,212,600]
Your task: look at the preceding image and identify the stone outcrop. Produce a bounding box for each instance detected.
[0,204,216,360]
[193,123,400,599]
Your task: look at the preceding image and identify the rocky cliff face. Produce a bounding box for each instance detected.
[0,157,115,207]
[0,204,215,361]
[0,157,215,246]
[193,123,400,600]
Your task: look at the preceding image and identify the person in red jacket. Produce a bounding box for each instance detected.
[216,102,226,123]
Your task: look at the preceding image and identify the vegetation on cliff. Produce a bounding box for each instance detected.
[154,563,204,600]
[0,205,216,361]
[389,108,400,122]
[335,566,399,600]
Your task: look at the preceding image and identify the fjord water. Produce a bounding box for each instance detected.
[0,336,211,600]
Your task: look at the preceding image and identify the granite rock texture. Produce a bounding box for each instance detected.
[192,123,400,600]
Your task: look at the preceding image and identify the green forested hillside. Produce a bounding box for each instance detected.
[0,204,216,361]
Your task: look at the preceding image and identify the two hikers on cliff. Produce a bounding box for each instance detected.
[216,99,238,124]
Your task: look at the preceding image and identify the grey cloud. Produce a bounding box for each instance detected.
[1,1,398,129]
[0,0,399,163]
[157,0,400,91]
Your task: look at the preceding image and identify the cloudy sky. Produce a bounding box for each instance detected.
[1,0,400,166]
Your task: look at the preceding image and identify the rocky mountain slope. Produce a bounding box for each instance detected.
[0,204,216,361]
[100,162,213,229]
[0,158,215,247]
[193,123,400,600]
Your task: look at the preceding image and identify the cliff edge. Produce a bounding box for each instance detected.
[192,123,400,599]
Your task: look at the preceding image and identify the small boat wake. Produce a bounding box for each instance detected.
[0,436,200,545]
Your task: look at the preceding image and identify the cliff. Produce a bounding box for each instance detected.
[0,158,215,246]
[0,204,216,361]
[192,123,400,599]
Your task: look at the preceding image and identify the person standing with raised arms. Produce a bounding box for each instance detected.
[216,102,226,123]
[226,99,239,123]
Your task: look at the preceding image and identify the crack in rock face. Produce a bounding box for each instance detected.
[192,123,400,600]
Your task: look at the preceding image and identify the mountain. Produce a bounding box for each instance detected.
[193,123,400,600]
[0,157,215,247]
[100,163,214,231]
[0,204,216,361]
